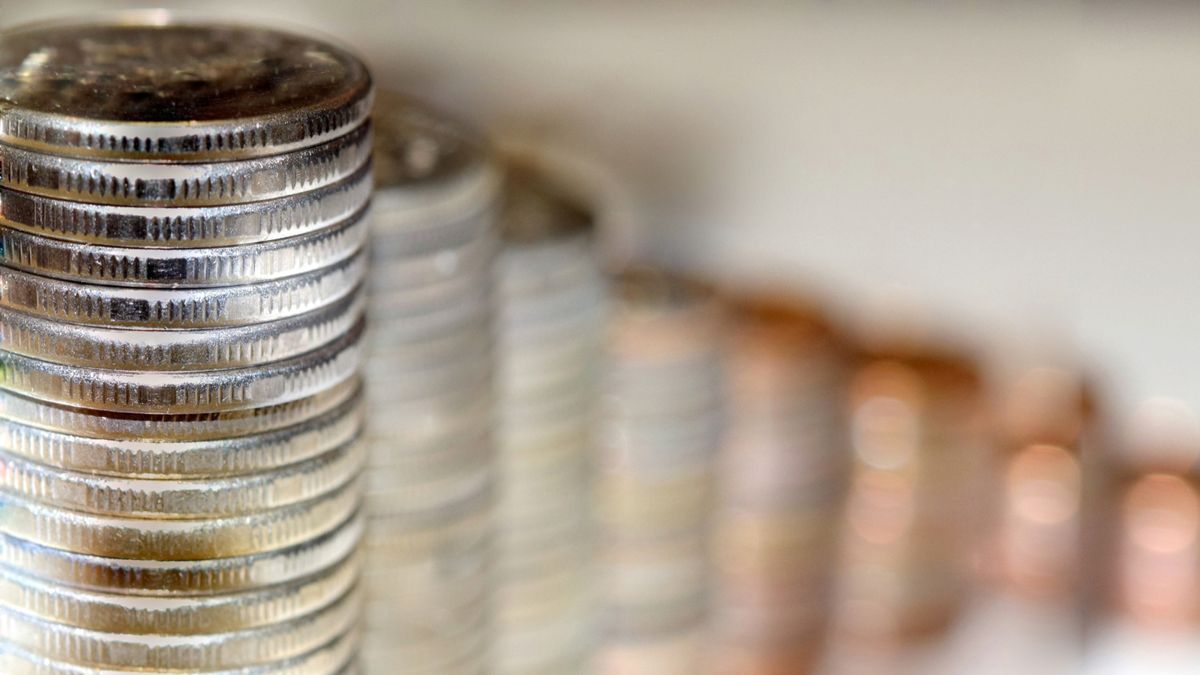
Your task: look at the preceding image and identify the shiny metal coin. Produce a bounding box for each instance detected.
[0,547,359,633]
[0,377,359,442]
[0,476,360,560]
[0,435,363,518]
[0,510,362,596]
[0,391,361,478]
[0,289,364,372]
[0,207,367,288]
[0,122,371,207]
[0,625,358,674]
[0,585,360,670]
[0,249,365,328]
[0,15,372,161]
[0,318,363,413]
[0,163,372,247]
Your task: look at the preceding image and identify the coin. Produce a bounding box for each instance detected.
[0,122,371,207]
[0,475,361,560]
[0,162,373,248]
[0,585,360,670]
[0,248,366,329]
[0,289,365,371]
[0,546,360,633]
[0,436,364,518]
[0,377,361,442]
[0,207,367,287]
[0,510,364,596]
[0,16,372,161]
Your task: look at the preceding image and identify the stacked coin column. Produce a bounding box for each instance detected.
[710,297,849,675]
[990,368,1093,602]
[361,94,503,675]
[597,270,726,675]
[830,347,985,643]
[494,165,608,675]
[0,18,371,673]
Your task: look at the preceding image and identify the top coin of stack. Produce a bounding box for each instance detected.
[0,14,371,673]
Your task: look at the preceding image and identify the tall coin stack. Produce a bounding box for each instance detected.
[0,16,372,673]
[597,269,725,675]
[991,367,1092,603]
[494,164,607,675]
[711,296,848,675]
[362,93,502,675]
[831,345,985,644]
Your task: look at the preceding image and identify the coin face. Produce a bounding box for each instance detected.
[0,16,372,159]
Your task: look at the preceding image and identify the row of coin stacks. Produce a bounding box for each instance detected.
[361,91,1100,672]
[0,16,371,673]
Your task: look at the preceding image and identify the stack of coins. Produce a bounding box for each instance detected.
[361,93,502,675]
[0,16,371,673]
[830,344,985,642]
[710,296,848,675]
[596,269,726,675]
[494,163,607,675]
[991,367,1094,602]
[1104,403,1200,628]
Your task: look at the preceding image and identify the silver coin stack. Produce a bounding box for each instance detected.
[361,93,502,675]
[597,269,726,675]
[494,164,607,675]
[709,296,848,675]
[0,17,371,673]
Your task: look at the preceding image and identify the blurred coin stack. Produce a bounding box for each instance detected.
[990,367,1093,603]
[1105,407,1200,628]
[494,164,607,674]
[0,17,372,673]
[597,270,725,674]
[361,94,502,674]
[710,297,848,675]
[831,345,985,642]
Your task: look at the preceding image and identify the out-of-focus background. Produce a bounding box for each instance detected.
[6,2,1200,672]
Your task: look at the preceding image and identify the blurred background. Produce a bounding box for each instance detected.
[5,2,1200,673]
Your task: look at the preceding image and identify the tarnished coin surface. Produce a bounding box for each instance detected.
[0,15,372,161]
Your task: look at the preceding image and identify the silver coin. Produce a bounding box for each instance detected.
[372,91,498,204]
[0,289,364,372]
[0,376,360,442]
[0,162,372,247]
[0,15,372,161]
[1,122,371,207]
[0,625,358,674]
[0,391,361,478]
[0,584,360,670]
[0,207,367,288]
[0,435,363,518]
[0,546,359,633]
[0,248,365,328]
[0,318,363,413]
[0,475,361,560]
[0,510,363,596]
